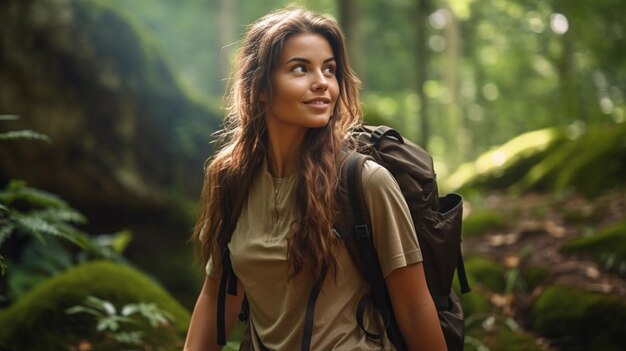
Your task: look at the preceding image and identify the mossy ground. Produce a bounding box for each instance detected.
[0,260,190,351]
[561,218,626,277]
[530,285,626,351]
[463,210,507,237]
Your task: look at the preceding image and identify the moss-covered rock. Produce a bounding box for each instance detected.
[457,287,492,317]
[464,256,506,292]
[561,218,626,277]
[443,127,568,192]
[530,285,626,351]
[445,122,626,197]
[0,0,220,311]
[463,210,507,237]
[518,123,626,197]
[521,266,549,291]
[0,260,190,350]
[453,256,506,317]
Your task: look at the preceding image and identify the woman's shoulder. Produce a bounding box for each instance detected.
[361,160,398,190]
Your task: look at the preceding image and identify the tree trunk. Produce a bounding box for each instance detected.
[443,3,464,164]
[338,0,363,76]
[416,0,432,147]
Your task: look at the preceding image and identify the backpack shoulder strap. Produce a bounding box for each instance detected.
[216,180,250,346]
[338,151,409,350]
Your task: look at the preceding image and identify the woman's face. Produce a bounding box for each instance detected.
[264,32,340,135]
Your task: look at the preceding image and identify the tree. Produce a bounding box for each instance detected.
[415,0,433,147]
[338,0,363,76]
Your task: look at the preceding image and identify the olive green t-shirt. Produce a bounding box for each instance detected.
[207,160,422,350]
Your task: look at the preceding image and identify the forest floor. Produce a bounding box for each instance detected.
[461,188,626,349]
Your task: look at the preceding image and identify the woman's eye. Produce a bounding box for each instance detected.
[324,66,336,75]
[292,66,306,73]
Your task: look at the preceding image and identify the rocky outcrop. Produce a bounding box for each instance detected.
[0,0,221,221]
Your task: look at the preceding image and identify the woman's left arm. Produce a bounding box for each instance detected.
[386,262,447,351]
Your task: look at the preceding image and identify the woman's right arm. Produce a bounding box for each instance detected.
[184,274,244,351]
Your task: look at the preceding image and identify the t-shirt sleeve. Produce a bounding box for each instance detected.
[362,161,422,277]
[198,223,221,277]
[206,254,222,277]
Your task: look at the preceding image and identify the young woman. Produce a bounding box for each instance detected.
[184,7,447,351]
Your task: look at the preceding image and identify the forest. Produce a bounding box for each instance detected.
[0,0,625,350]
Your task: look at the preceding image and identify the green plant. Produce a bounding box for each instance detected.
[0,115,70,276]
[0,260,189,350]
[66,295,174,349]
[0,115,51,143]
[0,180,93,282]
[0,116,131,302]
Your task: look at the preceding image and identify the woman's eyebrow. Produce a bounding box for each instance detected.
[284,57,336,64]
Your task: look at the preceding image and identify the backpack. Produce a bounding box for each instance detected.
[331,124,471,351]
[216,124,470,350]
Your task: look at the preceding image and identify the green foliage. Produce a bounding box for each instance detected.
[520,266,549,291]
[462,210,507,237]
[445,127,566,192]
[464,256,506,292]
[447,122,626,197]
[0,115,51,143]
[5,237,73,301]
[66,295,174,348]
[0,180,89,248]
[465,315,543,351]
[0,176,134,298]
[0,260,190,351]
[518,123,626,196]
[0,179,94,281]
[457,288,492,317]
[453,256,504,317]
[561,218,626,276]
[530,285,626,351]
[5,229,134,303]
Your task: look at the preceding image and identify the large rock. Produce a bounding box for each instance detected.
[0,0,220,220]
[0,260,191,350]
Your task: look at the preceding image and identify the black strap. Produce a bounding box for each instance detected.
[457,251,471,294]
[217,249,238,346]
[370,125,404,144]
[356,296,383,340]
[346,154,392,339]
[301,269,327,351]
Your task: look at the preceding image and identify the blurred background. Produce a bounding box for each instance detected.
[1,0,624,350]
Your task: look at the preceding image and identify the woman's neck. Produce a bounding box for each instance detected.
[266,123,306,178]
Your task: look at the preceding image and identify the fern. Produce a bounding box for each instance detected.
[0,222,15,247]
[32,207,87,225]
[0,115,51,143]
[0,130,52,143]
[0,180,71,209]
[0,117,102,279]
[0,255,6,276]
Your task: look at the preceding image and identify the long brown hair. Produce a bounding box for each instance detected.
[192,7,362,280]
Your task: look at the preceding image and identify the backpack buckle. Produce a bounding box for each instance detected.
[355,224,370,240]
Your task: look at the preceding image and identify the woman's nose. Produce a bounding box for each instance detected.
[311,71,329,91]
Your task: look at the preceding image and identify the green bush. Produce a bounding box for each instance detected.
[530,285,626,351]
[463,210,507,237]
[561,218,626,277]
[0,260,190,350]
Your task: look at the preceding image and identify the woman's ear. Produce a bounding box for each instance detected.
[259,89,268,103]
